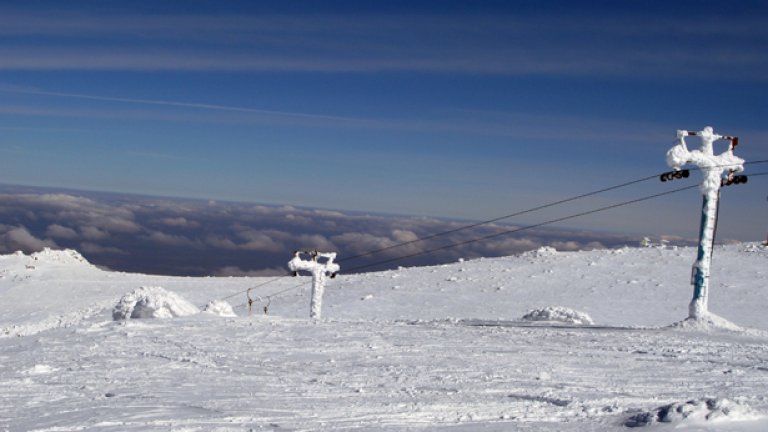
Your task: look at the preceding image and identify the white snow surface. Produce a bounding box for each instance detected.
[2,243,768,431]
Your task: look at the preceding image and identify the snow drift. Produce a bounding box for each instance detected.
[112,286,199,320]
[521,306,594,325]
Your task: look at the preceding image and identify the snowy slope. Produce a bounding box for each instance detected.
[1,244,768,431]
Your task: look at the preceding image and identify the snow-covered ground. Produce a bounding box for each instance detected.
[2,244,768,431]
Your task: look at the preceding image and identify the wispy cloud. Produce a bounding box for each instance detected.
[0,8,765,79]
[9,85,756,154]
[0,87,352,121]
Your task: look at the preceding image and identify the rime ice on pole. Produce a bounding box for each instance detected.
[667,127,744,195]
[288,251,340,320]
[665,126,745,320]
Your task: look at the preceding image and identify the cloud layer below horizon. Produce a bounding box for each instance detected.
[0,185,676,276]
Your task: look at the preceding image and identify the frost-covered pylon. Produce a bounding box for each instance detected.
[665,127,745,320]
[288,250,340,320]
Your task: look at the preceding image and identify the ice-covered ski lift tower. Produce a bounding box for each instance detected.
[288,250,340,320]
[664,126,746,320]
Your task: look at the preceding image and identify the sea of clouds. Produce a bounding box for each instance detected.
[0,184,686,276]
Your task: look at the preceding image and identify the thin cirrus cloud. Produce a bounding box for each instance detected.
[0,8,765,79]
[0,87,353,121]
[0,85,693,148]
[1,43,764,80]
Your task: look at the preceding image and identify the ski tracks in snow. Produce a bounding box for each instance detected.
[3,316,768,431]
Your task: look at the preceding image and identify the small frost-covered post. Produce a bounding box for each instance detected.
[288,250,340,320]
[665,127,745,320]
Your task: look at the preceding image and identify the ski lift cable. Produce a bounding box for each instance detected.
[337,173,662,263]
[342,184,700,274]
[233,281,306,312]
[217,161,768,304]
[338,159,768,264]
[709,170,768,252]
[260,282,305,303]
[239,171,768,307]
[220,274,291,301]
[218,171,662,303]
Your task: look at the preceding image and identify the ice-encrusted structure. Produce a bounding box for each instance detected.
[666,127,744,195]
[113,286,199,320]
[288,251,340,320]
[666,127,745,320]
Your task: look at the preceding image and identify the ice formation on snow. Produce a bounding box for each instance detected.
[112,286,199,320]
[202,300,237,317]
[521,306,594,325]
[624,398,759,427]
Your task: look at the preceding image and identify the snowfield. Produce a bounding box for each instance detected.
[2,244,768,431]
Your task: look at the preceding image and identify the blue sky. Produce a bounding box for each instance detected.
[1,0,767,241]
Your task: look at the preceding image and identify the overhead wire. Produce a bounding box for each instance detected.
[217,169,665,306]
[342,184,700,274]
[220,274,290,302]
[339,159,768,264]
[222,160,768,308]
[338,173,662,263]
[247,182,702,307]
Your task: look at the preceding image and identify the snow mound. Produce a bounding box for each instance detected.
[670,312,743,332]
[522,306,594,325]
[112,286,199,320]
[202,300,237,317]
[624,398,760,427]
[29,248,90,265]
[521,246,558,259]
